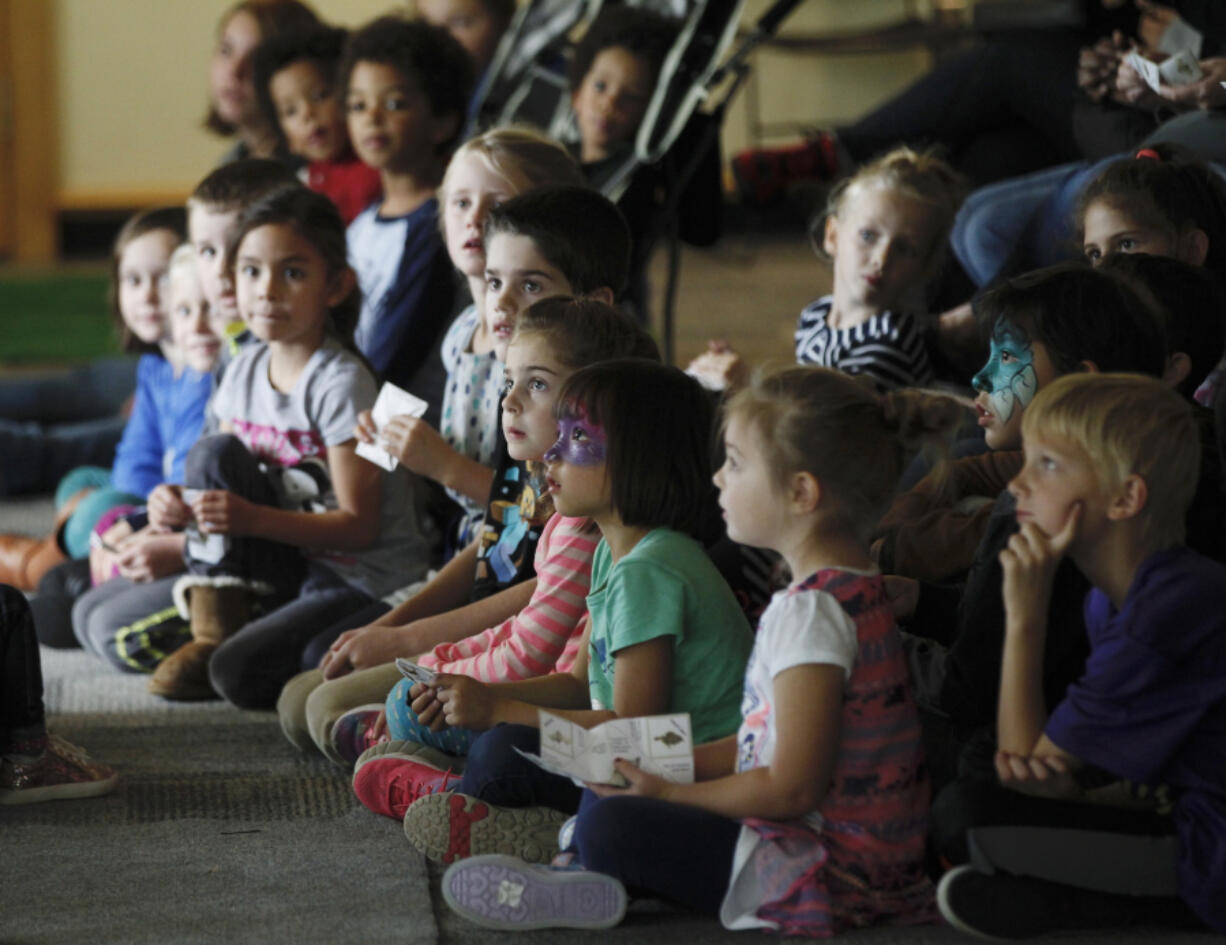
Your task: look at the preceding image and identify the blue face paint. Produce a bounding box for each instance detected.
[543,414,607,467]
[972,325,1039,424]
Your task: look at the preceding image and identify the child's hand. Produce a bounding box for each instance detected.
[188,489,255,536]
[409,682,446,730]
[115,531,186,583]
[686,339,748,392]
[999,504,1081,634]
[88,519,135,585]
[1153,57,1226,110]
[380,415,455,482]
[994,750,1080,800]
[320,624,423,679]
[433,674,496,731]
[147,484,192,530]
[587,758,671,800]
[355,409,378,445]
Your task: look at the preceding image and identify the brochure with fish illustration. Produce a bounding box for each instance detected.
[515,711,694,787]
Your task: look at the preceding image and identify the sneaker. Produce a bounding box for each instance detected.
[403,791,568,864]
[937,864,1118,940]
[442,854,626,931]
[731,133,840,206]
[352,740,461,820]
[329,703,386,766]
[0,734,118,805]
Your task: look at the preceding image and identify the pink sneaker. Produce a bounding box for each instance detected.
[0,734,118,805]
[352,740,462,820]
[329,703,386,766]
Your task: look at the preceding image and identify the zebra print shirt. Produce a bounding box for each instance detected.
[793,296,933,391]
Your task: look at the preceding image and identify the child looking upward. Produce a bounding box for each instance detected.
[342,15,474,410]
[440,365,960,934]
[254,25,382,223]
[937,373,1226,937]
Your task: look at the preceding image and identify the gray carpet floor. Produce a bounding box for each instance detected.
[0,493,1218,944]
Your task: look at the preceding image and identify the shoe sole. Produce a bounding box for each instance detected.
[442,854,626,931]
[353,739,462,778]
[936,866,1007,942]
[0,771,119,805]
[404,792,566,864]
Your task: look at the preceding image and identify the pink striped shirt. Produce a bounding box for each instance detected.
[418,514,597,680]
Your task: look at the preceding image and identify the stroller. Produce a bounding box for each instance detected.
[471,0,805,358]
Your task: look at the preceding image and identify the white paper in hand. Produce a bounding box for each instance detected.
[1126,51,1163,93]
[1158,49,1203,86]
[395,657,438,687]
[355,382,430,471]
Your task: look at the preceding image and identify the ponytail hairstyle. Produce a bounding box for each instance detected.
[511,296,660,369]
[109,206,188,353]
[815,144,967,281]
[224,184,362,355]
[1076,143,1226,278]
[555,359,721,544]
[725,365,964,542]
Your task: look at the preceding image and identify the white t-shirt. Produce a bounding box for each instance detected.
[720,583,859,931]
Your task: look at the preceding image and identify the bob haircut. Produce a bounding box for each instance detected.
[555,359,720,544]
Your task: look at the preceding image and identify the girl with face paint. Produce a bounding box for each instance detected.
[405,360,752,875]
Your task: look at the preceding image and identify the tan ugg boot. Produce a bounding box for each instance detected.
[147,580,251,701]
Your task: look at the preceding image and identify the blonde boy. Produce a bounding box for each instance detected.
[937,373,1226,937]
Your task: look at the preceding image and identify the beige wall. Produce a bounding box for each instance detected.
[54,0,942,201]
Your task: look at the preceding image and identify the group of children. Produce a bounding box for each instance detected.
[2,0,1226,940]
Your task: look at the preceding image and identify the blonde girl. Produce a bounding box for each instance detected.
[441,365,961,935]
[796,146,966,390]
[354,126,582,544]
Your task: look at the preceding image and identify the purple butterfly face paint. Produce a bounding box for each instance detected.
[543,413,607,467]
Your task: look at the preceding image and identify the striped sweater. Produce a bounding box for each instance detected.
[794,295,933,391]
[418,514,597,680]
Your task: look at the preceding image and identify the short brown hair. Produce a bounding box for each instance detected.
[1022,372,1199,549]
[512,297,659,369]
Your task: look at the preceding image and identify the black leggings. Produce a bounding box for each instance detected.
[1,585,45,752]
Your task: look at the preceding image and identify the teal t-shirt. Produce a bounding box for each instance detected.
[586,527,753,743]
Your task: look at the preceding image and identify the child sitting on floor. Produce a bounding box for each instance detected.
[342,15,473,413]
[689,146,965,394]
[440,365,962,934]
[253,24,382,223]
[935,373,1226,937]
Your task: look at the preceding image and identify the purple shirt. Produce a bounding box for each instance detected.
[1046,546,1226,932]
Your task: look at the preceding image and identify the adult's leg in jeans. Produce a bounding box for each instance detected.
[839,32,1082,181]
[0,586,44,751]
[951,162,1087,287]
[1142,111,1226,162]
[574,792,740,915]
[458,723,582,813]
[0,357,137,423]
[207,566,374,710]
[0,416,127,497]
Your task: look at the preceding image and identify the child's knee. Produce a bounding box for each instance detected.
[279,667,325,752]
